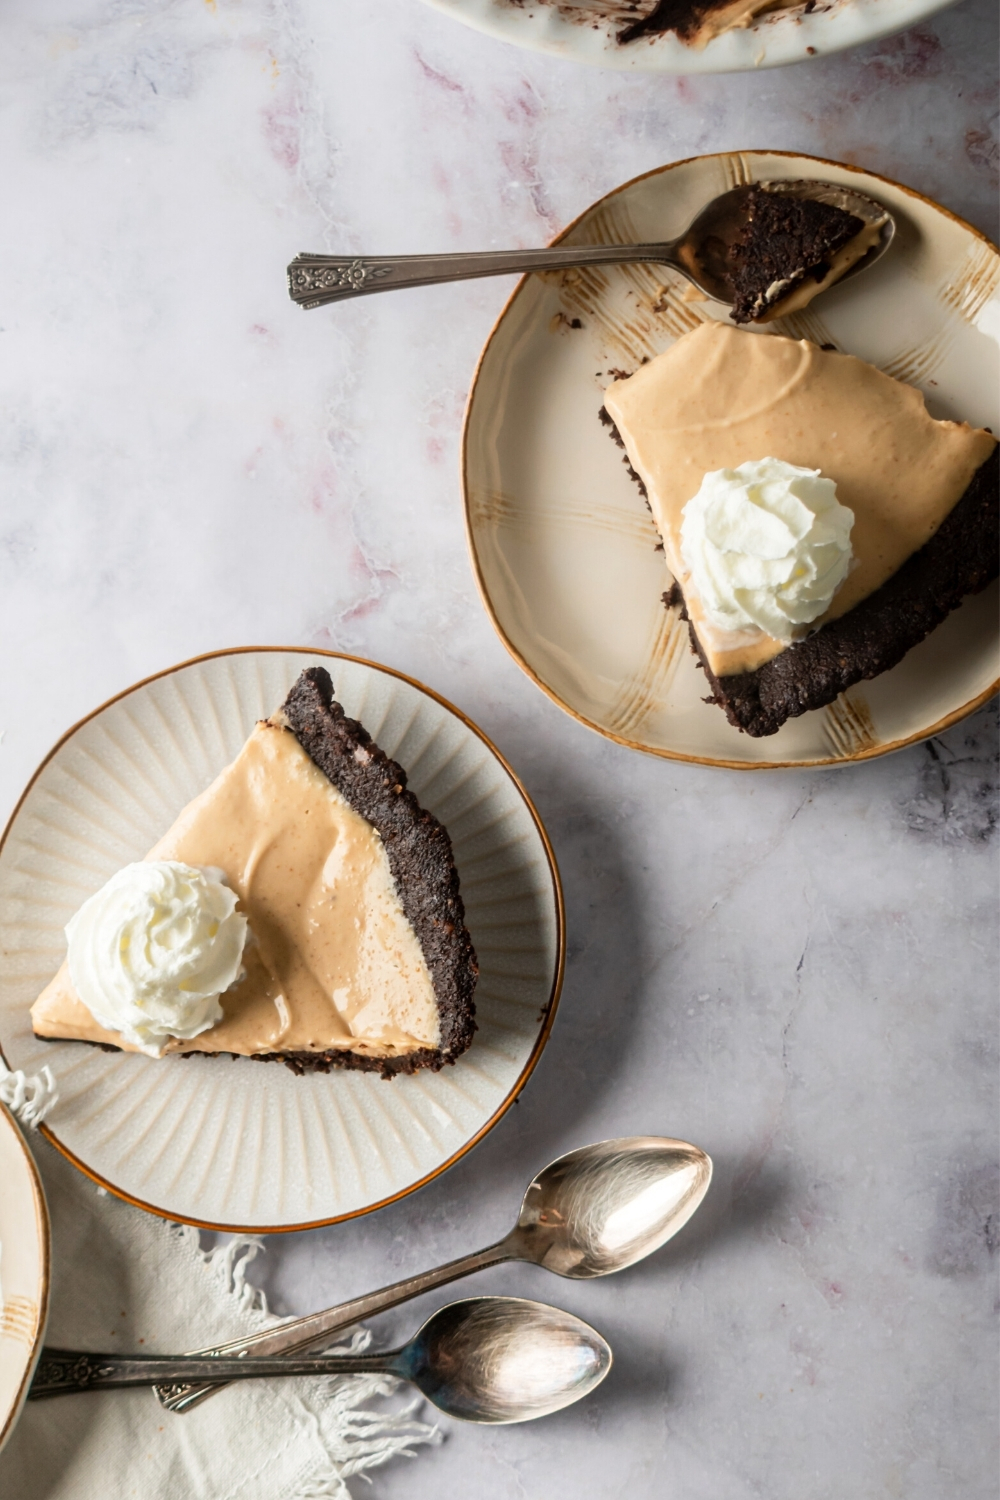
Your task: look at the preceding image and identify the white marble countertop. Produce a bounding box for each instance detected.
[1,1,997,1495]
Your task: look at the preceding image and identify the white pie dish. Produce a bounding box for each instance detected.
[419,0,962,74]
[0,649,564,1231]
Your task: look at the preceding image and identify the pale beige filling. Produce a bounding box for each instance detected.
[603,321,997,677]
[31,720,441,1059]
[757,219,886,323]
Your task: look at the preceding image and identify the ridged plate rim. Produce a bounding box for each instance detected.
[461,149,1000,771]
[0,647,565,1233]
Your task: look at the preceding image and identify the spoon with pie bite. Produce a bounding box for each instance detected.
[287,179,893,316]
[155,1134,711,1412]
[30,1296,612,1424]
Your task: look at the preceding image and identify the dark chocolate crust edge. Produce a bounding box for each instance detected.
[252,1046,445,1081]
[599,402,648,501]
[36,1033,454,1081]
[681,447,1000,736]
[277,666,478,1068]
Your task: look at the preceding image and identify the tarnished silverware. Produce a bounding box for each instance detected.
[287,180,893,313]
[31,1297,611,1425]
[156,1134,710,1413]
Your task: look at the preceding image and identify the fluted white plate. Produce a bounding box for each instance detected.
[464,150,999,769]
[0,650,563,1231]
[420,0,960,74]
[0,1107,49,1454]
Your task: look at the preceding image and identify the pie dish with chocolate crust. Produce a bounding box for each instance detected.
[420,0,959,75]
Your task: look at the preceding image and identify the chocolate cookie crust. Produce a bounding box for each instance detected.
[276,666,478,1073]
[728,186,863,324]
[674,447,1000,736]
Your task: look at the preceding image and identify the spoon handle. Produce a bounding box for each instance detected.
[287,244,676,308]
[30,1346,398,1398]
[154,1236,515,1413]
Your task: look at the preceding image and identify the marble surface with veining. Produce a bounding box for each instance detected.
[1,1,998,1496]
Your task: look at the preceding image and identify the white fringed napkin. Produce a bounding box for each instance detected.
[0,1067,438,1499]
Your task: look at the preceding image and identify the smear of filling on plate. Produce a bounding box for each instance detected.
[531,0,807,50]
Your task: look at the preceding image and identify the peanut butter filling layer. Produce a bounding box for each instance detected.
[603,321,997,677]
[31,720,442,1059]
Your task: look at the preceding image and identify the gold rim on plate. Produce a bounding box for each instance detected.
[462,150,999,771]
[0,1105,50,1453]
[0,647,565,1233]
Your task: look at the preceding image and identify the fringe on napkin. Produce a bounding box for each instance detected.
[3,1061,440,1493]
[173,1208,443,1490]
[0,1058,59,1127]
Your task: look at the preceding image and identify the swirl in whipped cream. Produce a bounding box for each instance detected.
[679,457,855,642]
[65,861,247,1056]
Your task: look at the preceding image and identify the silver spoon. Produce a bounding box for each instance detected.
[157,1134,711,1413]
[287,179,893,314]
[29,1296,611,1425]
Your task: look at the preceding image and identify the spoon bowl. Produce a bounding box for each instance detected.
[512,1136,713,1278]
[674,178,895,305]
[398,1297,612,1424]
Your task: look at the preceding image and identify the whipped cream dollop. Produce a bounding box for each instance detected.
[679,457,855,641]
[66,861,247,1056]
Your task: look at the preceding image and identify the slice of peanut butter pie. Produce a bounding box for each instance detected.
[602,322,998,736]
[32,667,478,1077]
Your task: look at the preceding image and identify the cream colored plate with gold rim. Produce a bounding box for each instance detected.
[463,150,999,770]
[0,649,563,1232]
[0,1106,49,1455]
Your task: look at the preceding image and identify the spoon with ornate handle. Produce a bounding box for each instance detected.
[31,1297,612,1425]
[288,179,893,314]
[154,1134,710,1413]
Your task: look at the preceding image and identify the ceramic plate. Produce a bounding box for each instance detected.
[0,649,564,1231]
[463,150,999,769]
[0,1107,49,1454]
[420,0,960,73]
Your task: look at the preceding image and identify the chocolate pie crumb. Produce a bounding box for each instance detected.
[728,186,863,324]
